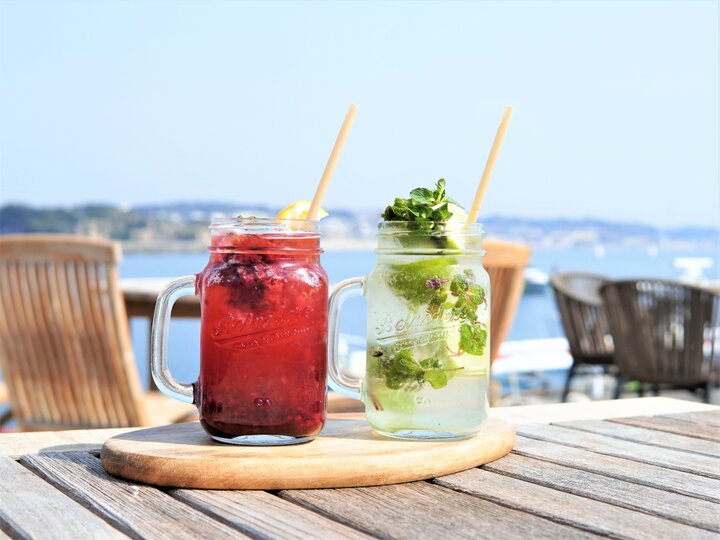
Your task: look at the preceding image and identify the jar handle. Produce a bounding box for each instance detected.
[151,276,196,404]
[327,276,366,400]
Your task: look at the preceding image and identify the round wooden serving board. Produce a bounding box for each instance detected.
[101,418,515,490]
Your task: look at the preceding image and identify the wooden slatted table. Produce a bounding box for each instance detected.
[1,398,718,539]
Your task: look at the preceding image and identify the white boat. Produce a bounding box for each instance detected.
[673,257,714,285]
[524,267,549,294]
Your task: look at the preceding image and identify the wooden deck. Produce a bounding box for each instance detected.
[0,398,718,539]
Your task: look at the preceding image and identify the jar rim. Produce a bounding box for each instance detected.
[210,216,320,234]
[375,221,485,255]
[376,221,484,235]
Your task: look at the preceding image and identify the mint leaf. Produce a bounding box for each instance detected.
[427,292,449,316]
[419,357,441,369]
[393,350,423,377]
[425,369,448,389]
[459,322,487,356]
[448,269,485,321]
[452,294,478,321]
[386,257,455,305]
[372,349,458,391]
[409,187,434,204]
[381,349,424,389]
[468,285,486,305]
[450,272,470,296]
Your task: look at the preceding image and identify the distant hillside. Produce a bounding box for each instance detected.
[1,202,717,252]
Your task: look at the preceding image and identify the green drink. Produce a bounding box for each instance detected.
[329,180,490,440]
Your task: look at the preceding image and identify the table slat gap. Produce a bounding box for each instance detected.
[609,416,720,442]
[550,419,720,458]
[19,452,245,540]
[434,466,714,539]
[169,489,375,540]
[0,456,126,540]
[279,481,602,539]
[516,423,720,479]
[511,436,720,503]
[483,453,720,532]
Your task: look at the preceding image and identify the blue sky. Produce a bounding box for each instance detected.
[0,0,718,227]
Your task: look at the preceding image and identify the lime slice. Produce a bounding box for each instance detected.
[367,386,417,414]
[447,203,468,223]
[446,203,468,250]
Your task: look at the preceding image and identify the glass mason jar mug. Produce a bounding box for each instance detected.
[328,222,490,440]
[151,218,329,445]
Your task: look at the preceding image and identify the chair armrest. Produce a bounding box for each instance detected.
[551,280,603,307]
[551,274,607,306]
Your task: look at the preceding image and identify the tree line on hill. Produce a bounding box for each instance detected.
[0,202,716,248]
[0,204,151,239]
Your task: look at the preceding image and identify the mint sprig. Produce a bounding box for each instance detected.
[428,268,488,356]
[381,179,461,223]
[374,349,461,391]
[459,323,487,356]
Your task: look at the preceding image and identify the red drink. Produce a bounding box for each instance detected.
[194,219,328,444]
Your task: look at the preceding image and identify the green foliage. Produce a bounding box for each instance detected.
[0,205,78,234]
[0,204,197,242]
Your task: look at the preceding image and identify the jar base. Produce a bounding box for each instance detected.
[210,434,315,446]
[374,429,477,441]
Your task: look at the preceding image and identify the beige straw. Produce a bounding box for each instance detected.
[307,104,359,221]
[466,106,514,223]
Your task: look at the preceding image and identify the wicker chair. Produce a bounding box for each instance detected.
[0,234,197,431]
[551,272,616,401]
[601,279,719,402]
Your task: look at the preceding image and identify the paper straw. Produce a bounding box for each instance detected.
[466,106,514,223]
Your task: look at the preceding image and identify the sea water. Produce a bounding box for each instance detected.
[120,245,717,389]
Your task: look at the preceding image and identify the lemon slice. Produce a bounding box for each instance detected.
[276,201,329,220]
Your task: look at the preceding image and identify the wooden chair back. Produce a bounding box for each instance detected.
[601,279,719,386]
[482,239,531,364]
[0,234,148,430]
[551,272,614,364]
